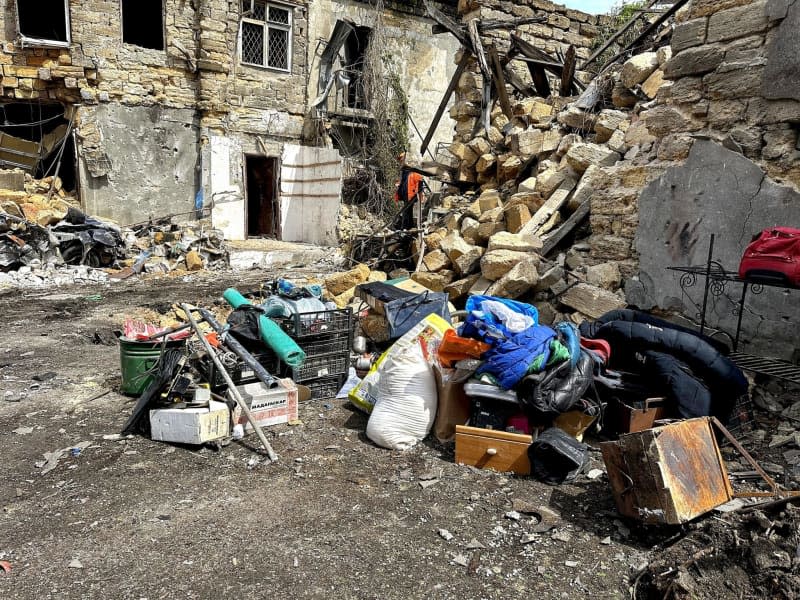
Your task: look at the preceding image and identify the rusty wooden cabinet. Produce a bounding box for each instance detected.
[455,425,533,475]
[600,417,734,524]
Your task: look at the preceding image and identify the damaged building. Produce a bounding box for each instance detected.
[0,0,459,245]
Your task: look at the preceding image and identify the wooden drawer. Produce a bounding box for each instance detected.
[455,425,533,475]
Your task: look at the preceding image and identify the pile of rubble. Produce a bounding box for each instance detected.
[0,170,229,289]
[408,42,677,323]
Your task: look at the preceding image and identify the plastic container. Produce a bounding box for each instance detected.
[304,373,348,400]
[119,337,185,396]
[280,351,350,382]
[274,307,353,340]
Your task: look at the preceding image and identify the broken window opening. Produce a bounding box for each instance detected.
[0,102,76,192]
[240,1,292,72]
[16,0,70,47]
[342,26,371,110]
[122,0,165,51]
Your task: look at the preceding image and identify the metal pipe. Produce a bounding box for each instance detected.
[181,303,277,461]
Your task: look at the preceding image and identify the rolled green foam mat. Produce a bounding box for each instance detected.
[223,288,306,368]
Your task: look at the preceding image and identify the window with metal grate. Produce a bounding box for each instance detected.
[240,0,292,72]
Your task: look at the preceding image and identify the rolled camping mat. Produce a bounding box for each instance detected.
[223,288,306,368]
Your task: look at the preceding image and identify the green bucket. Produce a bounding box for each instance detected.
[118,337,185,396]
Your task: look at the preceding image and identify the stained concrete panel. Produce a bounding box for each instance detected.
[764,0,800,101]
[631,139,800,360]
[78,105,199,226]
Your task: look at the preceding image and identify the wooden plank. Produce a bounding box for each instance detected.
[519,179,576,236]
[467,19,490,80]
[540,200,590,255]
[455,425,533,443]
[489,45,513,119]
[420,51,470,156]
[559,45,576,97]
[529,64,551,98]
[503,65,534,97]
[423,0,469,47]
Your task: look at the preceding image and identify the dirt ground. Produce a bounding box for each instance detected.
[0,274,797,599]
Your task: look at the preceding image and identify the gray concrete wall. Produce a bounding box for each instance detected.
[78,104,200,226]
[630,139,800,360]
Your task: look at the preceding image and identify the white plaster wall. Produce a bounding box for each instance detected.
[306,0,460,163]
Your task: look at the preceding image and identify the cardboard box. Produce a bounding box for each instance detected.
[150,400,230,445]
[234,378,298,431]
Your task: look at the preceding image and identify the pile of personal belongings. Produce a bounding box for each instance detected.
[347,295,749,486]
[118,279,356,449]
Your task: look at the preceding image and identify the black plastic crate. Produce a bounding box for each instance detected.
[275,307,352,340]
[281,351,350,381]
[198,348,279,390]
[303,373,347,400]
[296,334,351,355]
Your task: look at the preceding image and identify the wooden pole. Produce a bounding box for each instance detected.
[181,304,278,461]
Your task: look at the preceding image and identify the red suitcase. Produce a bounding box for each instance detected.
[738,227,800,286]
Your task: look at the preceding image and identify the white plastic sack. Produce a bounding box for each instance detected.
[366,341,437,451]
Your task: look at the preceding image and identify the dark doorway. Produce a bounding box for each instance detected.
[0,102,76,192]
[245,155,279,238]
[122,0,164,50]
[17,0,69,43]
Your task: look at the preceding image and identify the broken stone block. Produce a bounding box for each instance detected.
[334,285,357,308]
[594,110,630,143]
[424,230,446,250]
[624,119,657,147]
[514,98,553,121]
[533,301,557,325]
[556,133,581,158]
[411,270,455,292]
[560,283,626,319]
[325,264,370,297]
[460,217,480,244]
[487,126,504,146]
[480,249,530,281]
[607,129,628,154]
[475,154,497,174]
[642,105,702,137]
[185,250,203,271]
[441,232,475,262]
[450,101,481,120]
[454,246,485,276]
[476,221,506,242]
[586,262,622,291]
[535,167,570,199]
[506,204,532,234]
[468,137,492,157]
[478,206,505,224]
[557,106,597,130]
[486,257,539,299]
[423,249,451,272]
[444,274,481,301]
[368,270,388,283]
[620,52,659,88]
[487,231,543,253]
[498,155,523,182]
[478,189,502,212]
[706,2,769,44]
[671,18,707,53]
[612,82,638,109]
[657,46,673,66]
[444,213,461,231]
[518,176,537,194]
[469,275,494,296]
[565,143,621,173]
[534,264,565,292]
[663,45,724,78]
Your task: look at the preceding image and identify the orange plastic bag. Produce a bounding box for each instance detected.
[437,329,490,367]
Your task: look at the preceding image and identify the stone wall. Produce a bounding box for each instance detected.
[621,0,800,359]
[0,0,310,224]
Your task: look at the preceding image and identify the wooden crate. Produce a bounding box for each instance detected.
[600,417,733,524]
[455,425,532,475]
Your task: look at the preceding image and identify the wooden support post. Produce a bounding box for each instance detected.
[489,45,513,119]
[420,52,470,156]
[559,45,576,97]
